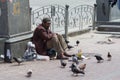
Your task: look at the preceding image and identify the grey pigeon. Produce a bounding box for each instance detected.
[107,52,112,61]
[76,40,80,46]
[70,63,85,76]
[60,59,67,68]
[26,69,32,77]
[72,54,79,65]
[13,57,24,65]
[94,55,104,63]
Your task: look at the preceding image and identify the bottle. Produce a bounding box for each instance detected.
[77,49,82,59]
[5,49,12,63]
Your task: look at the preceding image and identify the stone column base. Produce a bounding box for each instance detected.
[4,33,33,62]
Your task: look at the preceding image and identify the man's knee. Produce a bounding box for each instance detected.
[51,36,59,42]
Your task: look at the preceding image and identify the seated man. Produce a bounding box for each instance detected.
[32,17,71,59]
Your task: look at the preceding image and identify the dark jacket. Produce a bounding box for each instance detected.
[32,24,54,55]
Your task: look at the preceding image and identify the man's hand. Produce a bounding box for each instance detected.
[53,33,57,38]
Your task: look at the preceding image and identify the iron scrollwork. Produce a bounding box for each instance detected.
[31,4,94,33]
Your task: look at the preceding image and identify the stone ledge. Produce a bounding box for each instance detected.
[66,28,91,37]
[6,33,33,43]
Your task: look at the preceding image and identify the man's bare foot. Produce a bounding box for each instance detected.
[57,53,68,60]
[64,52,72,57]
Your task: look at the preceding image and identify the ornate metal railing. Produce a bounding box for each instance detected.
[31,4,94,34]
[69,5,94,32]
[31,4,66,33]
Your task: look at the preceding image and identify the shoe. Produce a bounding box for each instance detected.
[64,52,72,57]
[57,56,68,60]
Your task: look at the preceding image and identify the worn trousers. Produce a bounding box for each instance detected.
[46,34,67,56]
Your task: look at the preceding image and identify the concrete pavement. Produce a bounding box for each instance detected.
[0,30,120,80]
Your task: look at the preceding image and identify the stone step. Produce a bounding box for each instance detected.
[96,21,120,25]
[97,25,120,32]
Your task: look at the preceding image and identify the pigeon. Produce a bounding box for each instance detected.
[79,63,86,72]
[69,63,76,71]
[26,69,32,77]
[108,38,112,42]
[94,55,104,63]
[60,59,67,68]
[76,40,80,46]
[64,39,74,50]
[67,45,74,50]
[13,57,24,65]
[65,39,70,44]
[72,54,79,65]
[107,52,112,61]
[70,63,85,76]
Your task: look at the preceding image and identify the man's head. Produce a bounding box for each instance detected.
[42,17,51,29]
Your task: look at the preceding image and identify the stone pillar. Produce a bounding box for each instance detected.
[64,5,69,41]
[0,0,32,62]
[96,0,110,21]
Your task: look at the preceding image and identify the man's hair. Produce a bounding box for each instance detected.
[42,17,51,23]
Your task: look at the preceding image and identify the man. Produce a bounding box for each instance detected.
[32,17,71,59]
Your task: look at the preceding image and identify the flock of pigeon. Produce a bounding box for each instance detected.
[59,39,112,76]
[60,50,112,76]
[12,39,112,77]
[60,55,86,76]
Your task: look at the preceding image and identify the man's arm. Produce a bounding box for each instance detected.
[39,29,54,40]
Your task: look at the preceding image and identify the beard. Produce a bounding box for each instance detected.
[45,26,49,30]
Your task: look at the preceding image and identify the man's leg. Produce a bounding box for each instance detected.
[46,36,64,57]
[57,34,72,57]
[56,34,68,50]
